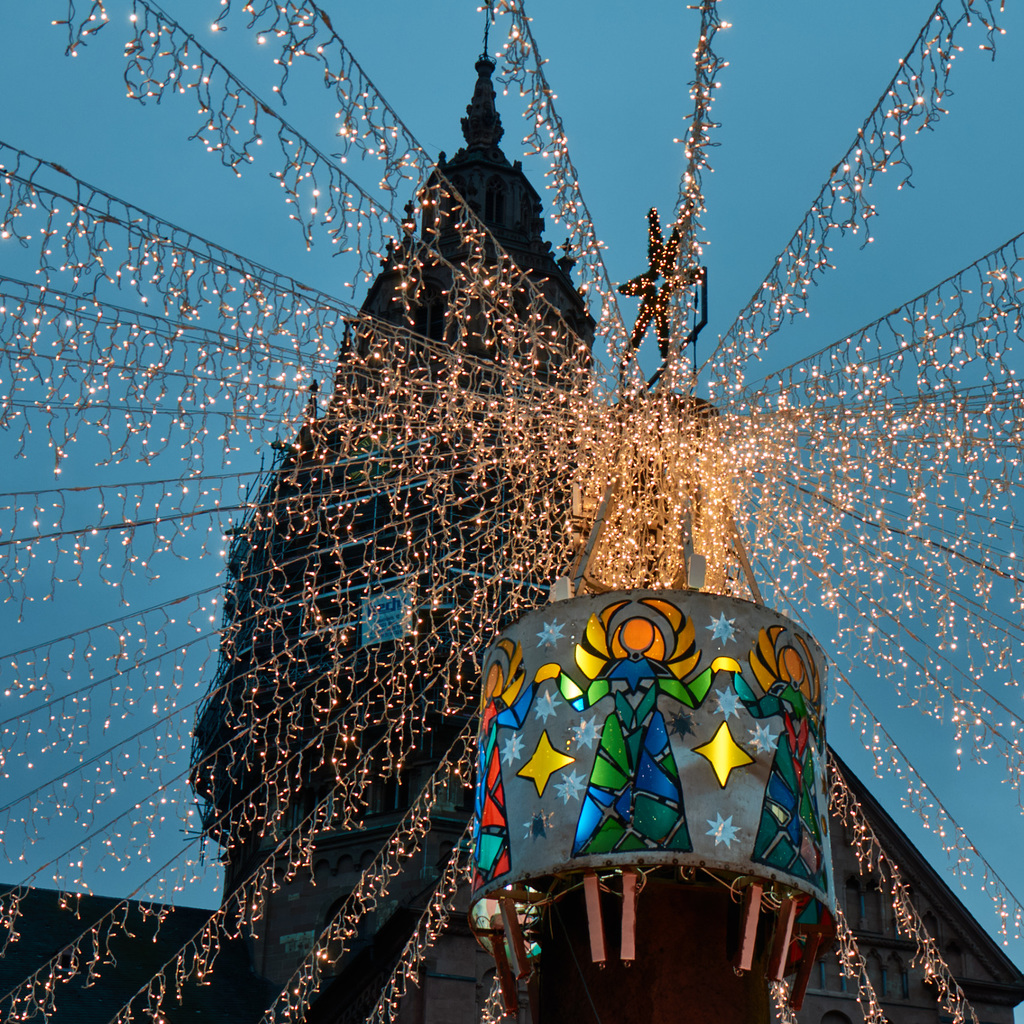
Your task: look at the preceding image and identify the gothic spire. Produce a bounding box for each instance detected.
[461,57,504,151]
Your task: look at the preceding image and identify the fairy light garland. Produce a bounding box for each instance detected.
[479,976,509,1024]
[837,672,1024,942]
[0,146,345,454]
[3,487,487,897]
[770,979,799,1024]
[489,0,633,369]
[751,560,1017,1022]
[1,669,468,1022]
[830,757,980,1024]
[121,0,407,257]
[63,0,621,363]
[364,834,470,1024]
[723,233,1024,827]
[749,533,1024,927]
[834,903,888,1024]
[117,738,473,1024]
[0,4,1020,1023]
[258,729,474,1024]
[1,584,219,692]
[705,0,1008,398]
[673,0,727,276]
[216,0,434,188]
[58,0,108,54]
[107,0,601,367]
[645,0,728,388]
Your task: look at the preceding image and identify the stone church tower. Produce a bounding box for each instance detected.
[189,51,593,1012]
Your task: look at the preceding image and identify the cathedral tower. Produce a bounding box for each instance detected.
[189,53,594,1005]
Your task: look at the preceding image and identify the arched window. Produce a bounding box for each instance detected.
[436,840,455,873]
[886,953,905,998]
[434,768,473,811]
[866,954,885,1000]
[412,289,446,342]
[821,1011,855,1024]
[863,878,884,933]
[421,199,435,237]
[946,940,965,975]
[478,967,497,1016]
[368,771,408,814]
[845,877,863,926]
[880,954,909,999]
[485,176,506,225]
[319,895,348,974]
[824,950,848,993]
[444,176,469,229]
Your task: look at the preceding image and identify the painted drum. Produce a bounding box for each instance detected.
[470,590,835,913]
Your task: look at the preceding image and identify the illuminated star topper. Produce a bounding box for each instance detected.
[618,207,684,360]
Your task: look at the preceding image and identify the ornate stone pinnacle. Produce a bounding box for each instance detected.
[461,57,504,150]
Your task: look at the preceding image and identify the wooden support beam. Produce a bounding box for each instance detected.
[527,971,540,1024]
[728,517,763,605]
[583,871,607,964]
[570,484,615,596]
[500,897,528,979]
[621,870,637,961]
[788,932,821,1012]
[491,927,519,1014]
[736,881,763,972]
[768,898,798,981]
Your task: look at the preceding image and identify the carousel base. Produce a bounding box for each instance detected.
[537,878,771,1024]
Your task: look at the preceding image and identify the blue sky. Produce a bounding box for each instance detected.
[0,0,1022,1009]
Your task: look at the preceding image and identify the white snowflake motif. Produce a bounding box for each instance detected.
[533,689,562,722]
[706,612,737,644]
[714,686,742,720]
[706,813,741,848]
[749,722,778,754]
[572,715,602,750]
[523,811,554,840]
[536,619,566,648]
[554,769,586,804]
[501,733,524,766]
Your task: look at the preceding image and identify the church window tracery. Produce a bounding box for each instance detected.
[485,176,506,225]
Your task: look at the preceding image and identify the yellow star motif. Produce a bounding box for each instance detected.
[694,722,754,788]
[517,731,575,798]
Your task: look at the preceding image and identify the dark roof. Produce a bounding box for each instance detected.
[0,886,272,1023]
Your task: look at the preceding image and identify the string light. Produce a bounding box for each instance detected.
[704,0,1008,397]
[0,3,1020,1023]
[831,757,980,1024]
